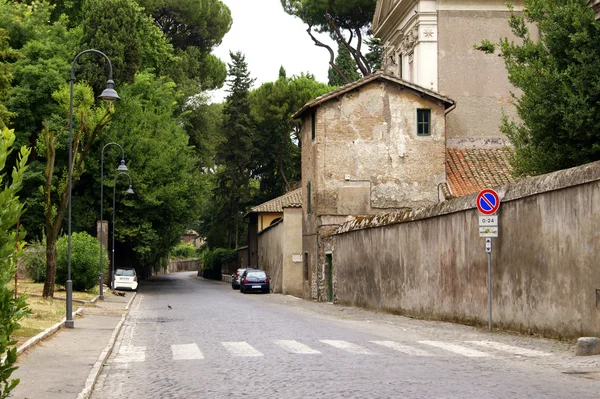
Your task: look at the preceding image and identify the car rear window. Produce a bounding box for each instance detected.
[247,271,266,278]
[115,269,135,276]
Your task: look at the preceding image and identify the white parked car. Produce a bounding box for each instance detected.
[113,267,138,291]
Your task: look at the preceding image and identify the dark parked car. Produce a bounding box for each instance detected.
[231,268,247,289]
[240,269,270,294]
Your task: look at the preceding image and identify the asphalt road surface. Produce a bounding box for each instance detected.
[91,272,600,399]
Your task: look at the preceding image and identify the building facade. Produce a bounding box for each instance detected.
[372,0,528,147]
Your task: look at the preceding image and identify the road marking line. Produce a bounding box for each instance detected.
[466,341,552,357]
[222,342,264,357]
[113,346,146,362]
[171,344,204,360]
[418,341,492,357]
[275,340,321,354]
[370,341,433,356]
[320,340,373,354]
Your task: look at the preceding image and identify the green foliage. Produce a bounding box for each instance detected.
[211,51,256,249]
[56,231,108,292]
[281,0,378,77]
[170,241,197,259]
[201,247,236,271]
[249,71,333,202]
[0,126,30,398]
[328,42,361,86]
[100,71,203,267]
[22,237,46,283]
[477,0,600,176]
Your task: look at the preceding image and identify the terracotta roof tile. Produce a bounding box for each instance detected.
[249,188,302,214]
[446,148,517,197]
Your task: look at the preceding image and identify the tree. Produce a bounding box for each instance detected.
[249,70,333,202]
[281,0,378,81]
[0,127,30,398]
[37,83,114,298]
[213,51,255,249]
[328,42,360,86]
[476,0,600,176]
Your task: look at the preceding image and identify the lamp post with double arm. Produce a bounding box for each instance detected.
[99,143,128,300]
[66,49,120,328]
[112,172,134,289]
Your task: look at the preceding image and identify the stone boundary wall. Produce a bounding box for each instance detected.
[327,161,600,338]
[167,259,200,273]
[257,220,284,293]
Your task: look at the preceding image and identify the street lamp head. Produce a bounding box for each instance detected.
[99,79,120,102]
[117,159,128,172]
[126,185,134,195]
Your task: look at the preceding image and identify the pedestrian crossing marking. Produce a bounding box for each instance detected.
[371,341,433,356]
[222,342,264,357]
[113,346,146,363]
[466,341,552,357]
[275,340,321,354]
[172,344,204,360]
[320,340,373,354]
[418,341,492,357]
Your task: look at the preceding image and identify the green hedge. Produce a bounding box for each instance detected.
[170,241,197,259]
[201,248,236,271]
[56,232,108,292]
[22,238,46,283]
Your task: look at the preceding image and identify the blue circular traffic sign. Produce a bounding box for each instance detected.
[476,189,500,215]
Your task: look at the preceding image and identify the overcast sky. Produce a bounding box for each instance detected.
[209,0,336,102]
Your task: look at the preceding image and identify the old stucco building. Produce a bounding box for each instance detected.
[294,72,454,300]
[372,0,526,147]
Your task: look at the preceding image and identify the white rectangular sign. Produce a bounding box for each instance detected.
[292,254,303,263]
[479,226,498,237]
[479,216,498,226]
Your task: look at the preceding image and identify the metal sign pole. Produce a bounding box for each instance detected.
[485,237,492,331]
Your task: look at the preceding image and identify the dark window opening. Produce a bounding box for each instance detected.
[307,181,312,214]
[311,111,316,141]
[417,109,431,136]
[303,252,309,281]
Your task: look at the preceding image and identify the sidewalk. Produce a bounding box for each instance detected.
[10,292,135,399]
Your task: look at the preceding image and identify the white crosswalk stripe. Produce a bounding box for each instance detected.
[320,340,373,354]
[371,341,433,356]
[172,344,204,360]
[418,341,493,357]
[275,340,321,354]
[221,341,264,357]
[465,341,552,357]
[114,346,146,363]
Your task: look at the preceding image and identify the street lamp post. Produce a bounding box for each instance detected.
[99,143,128,300]
[67,49,120,328]
[111,172,134,289]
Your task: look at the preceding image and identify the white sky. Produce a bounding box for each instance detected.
[209,0,337,103]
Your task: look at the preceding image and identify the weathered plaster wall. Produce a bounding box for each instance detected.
[282,207,303,297]
[437,6,525,142]
[326,161,600,338]
[257,220,284,293]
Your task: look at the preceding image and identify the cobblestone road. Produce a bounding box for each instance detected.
[91,272,600,399]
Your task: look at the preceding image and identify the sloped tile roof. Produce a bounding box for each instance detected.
[446,148,517,197]
[292,71,455,119]
[248,188,302,214]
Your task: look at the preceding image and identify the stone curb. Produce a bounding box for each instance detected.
[76,291,137,399]
[2,307,85,363]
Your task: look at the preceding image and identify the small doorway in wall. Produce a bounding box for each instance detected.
[326,253,333,302]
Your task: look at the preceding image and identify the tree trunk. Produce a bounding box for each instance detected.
[42,233,57,298]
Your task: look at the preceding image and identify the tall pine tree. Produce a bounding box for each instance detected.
[213,51,255,248]
[328,43,361,86]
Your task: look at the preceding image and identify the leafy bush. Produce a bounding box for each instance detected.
[201,248,236,271]
[22,238,46,283]
[170,241,197,259]
[56,232,108,292]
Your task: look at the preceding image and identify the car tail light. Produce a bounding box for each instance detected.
[133,276,137,281]
[243,279,248,284]
[265,278,269,283]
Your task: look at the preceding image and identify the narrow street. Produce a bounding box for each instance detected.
[91,272,600,399]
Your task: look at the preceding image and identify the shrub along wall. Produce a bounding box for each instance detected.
[326,161,600,338]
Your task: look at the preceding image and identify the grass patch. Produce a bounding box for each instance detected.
[8,279,99,347]
[12,279,97,301]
